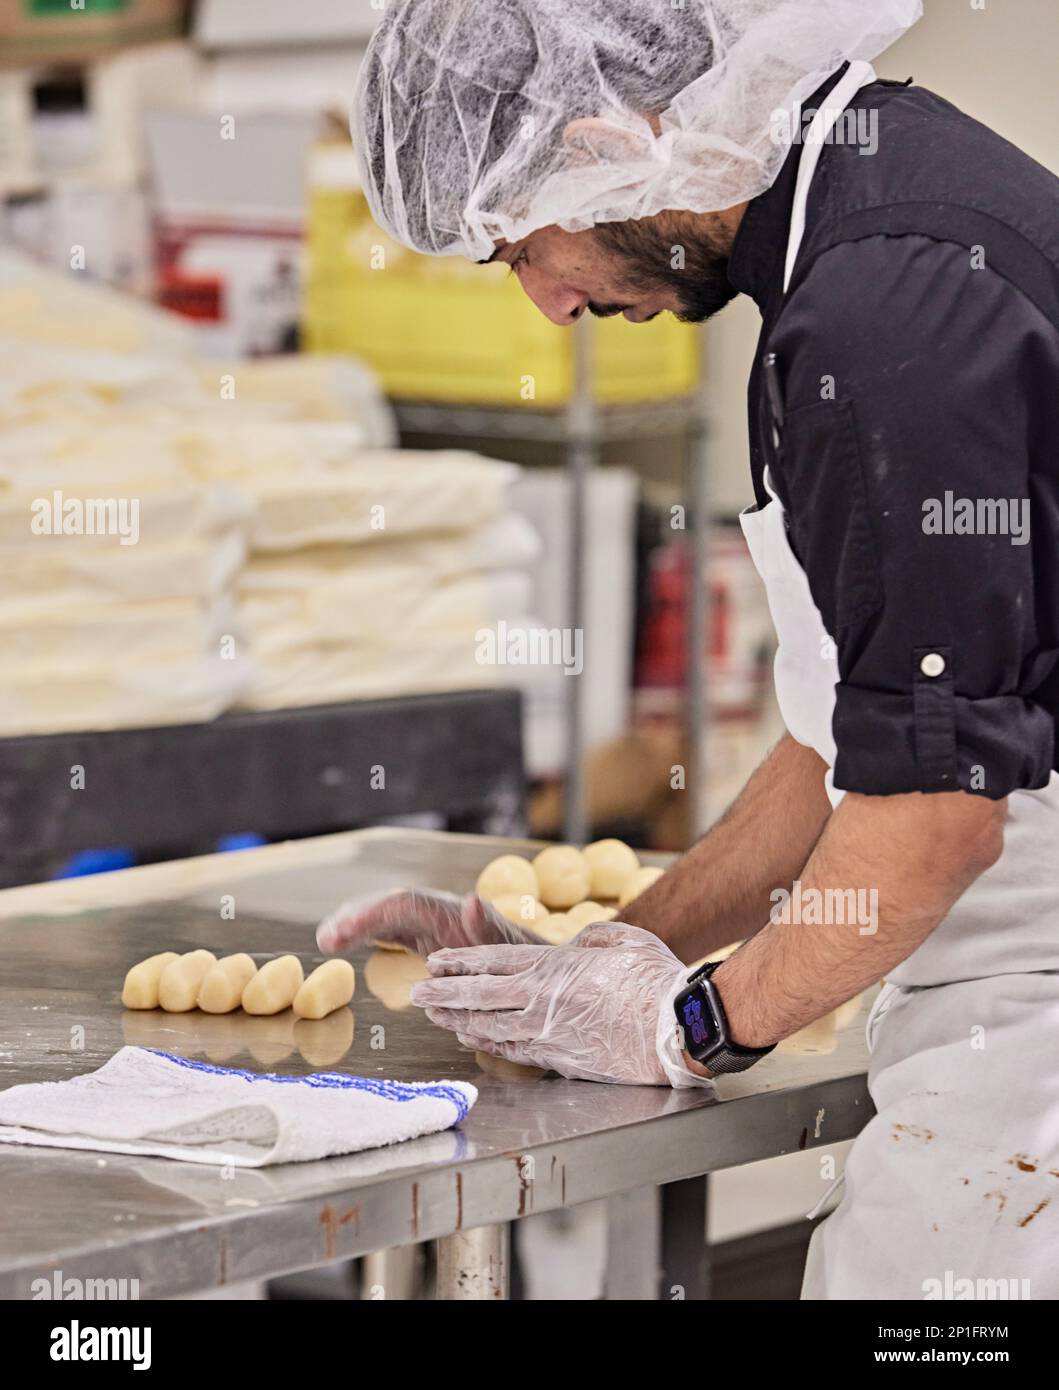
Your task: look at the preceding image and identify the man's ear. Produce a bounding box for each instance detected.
[562,116,653,164]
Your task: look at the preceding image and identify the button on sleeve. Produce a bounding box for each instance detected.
[769,235,1059,798]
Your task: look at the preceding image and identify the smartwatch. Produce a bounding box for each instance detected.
[674,961,775,1075]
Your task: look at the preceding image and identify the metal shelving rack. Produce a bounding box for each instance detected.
[395,318,713,844]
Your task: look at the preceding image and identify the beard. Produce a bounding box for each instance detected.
[590,212,739,323]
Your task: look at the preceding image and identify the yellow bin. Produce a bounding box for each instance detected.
[304,145,699,408]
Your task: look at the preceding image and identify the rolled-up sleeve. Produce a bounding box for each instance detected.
[768,235,1059,798]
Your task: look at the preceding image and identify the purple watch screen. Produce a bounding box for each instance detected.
[682,993,709,1047]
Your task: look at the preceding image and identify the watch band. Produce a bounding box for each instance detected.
[695,1042,769,1076]
[678,961,775,1075]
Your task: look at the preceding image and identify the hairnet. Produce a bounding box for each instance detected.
[354,0,922,260]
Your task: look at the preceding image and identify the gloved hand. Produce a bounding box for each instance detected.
[410,922,714,1087]
[317,889,546,957]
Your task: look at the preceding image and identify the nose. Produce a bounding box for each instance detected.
[517,266,590,326]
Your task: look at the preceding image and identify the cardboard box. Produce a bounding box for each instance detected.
[145,108,318,227]
[144,108,318,356]
[0,0,187,69]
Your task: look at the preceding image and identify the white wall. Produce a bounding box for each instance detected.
[704,0,1059,514]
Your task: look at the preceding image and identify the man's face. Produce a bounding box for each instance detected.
[488,209,741,327]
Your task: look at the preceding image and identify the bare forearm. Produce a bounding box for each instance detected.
[710,790,1007,1049]
[621,734,833,963]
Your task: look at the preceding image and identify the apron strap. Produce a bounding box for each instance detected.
[783,60,877,294]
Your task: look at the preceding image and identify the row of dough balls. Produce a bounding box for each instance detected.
[121,950,354,1020]
[476,840,665,945]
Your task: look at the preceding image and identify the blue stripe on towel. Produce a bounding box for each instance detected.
[147,1050,471,1123]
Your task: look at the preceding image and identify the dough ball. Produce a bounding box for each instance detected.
[293,959,356,1020]
[474,1051,548,1082]
[491,894,548,927]
[373,939,410,953]
[121,951,180,1010]
[198,953,257,1014]
[617,865,665,908]
[364,947,429,1011]
[534,913,577,945]
[582,839,640,900]
[241,955,304,1016]
[565,901,618,930]
[475,854,538,903]
[157,950,218,1013]
[531,845,591,909]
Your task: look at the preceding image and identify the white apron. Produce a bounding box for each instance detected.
[739,61,1059,1300]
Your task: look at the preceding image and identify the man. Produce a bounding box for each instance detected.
[320,0,1059,1298]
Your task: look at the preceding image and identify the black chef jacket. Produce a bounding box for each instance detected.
[727,69,1059,800]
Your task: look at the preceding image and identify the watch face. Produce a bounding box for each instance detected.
[679,983,720,1055]
[681,992,710,1047]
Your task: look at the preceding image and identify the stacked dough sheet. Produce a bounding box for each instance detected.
[0,251,541,732]
[0,413,254,736]
[232,449,540,711]
[121,950,354,1020]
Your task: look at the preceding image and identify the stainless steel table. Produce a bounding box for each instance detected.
[0,828,872,1300]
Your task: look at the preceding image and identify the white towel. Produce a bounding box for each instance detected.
[0,1047,477,1167]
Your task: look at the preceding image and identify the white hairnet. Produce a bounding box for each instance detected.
[354,0,922,260]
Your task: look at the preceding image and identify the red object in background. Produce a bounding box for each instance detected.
[637,540,728,689]
[151,218,303,356]
[639,541,688,688]
[157,270,222,322]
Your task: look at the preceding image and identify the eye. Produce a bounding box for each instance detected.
[509,247,529,275]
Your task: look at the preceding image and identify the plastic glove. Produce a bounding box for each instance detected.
[317,889,546,957]
[410,922,714,1087]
